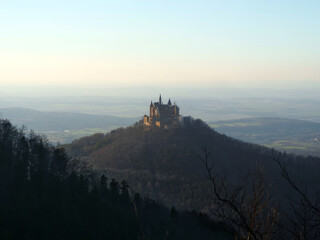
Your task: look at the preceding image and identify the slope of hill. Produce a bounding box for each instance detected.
[0,119,231,240]
[0,107,139,143]
[210,117,320,157]
[66,117,320,212]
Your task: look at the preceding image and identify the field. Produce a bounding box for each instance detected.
[210,117,320,157]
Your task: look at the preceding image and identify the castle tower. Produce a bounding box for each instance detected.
[159,94,162,105]
[150,101,154,120]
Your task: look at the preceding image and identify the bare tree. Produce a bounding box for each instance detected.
[199,147,279,240]
[275,159,320,240]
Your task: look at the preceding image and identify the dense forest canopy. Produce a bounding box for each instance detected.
[0,119,231,240]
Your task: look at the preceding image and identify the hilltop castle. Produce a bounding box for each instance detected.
[143,95,181,128]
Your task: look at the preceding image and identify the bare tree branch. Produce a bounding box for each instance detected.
[199,147,279,240]
[274,158,320,239]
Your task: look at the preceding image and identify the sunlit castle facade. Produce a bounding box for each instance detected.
[143,95,181,128]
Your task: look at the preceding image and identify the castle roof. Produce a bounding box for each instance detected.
[150,96,177,109]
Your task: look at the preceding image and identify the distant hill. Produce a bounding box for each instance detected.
[210,117,320,157]
[0,107,139,143]
[66,118,320,212]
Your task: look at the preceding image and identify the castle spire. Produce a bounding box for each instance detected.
[168,98,172,105]
[159,94,162,105]
[150,100,153,106]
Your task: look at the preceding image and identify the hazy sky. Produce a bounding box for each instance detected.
[1,0,319,90]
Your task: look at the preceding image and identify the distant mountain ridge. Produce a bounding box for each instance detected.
[0,107,139,143]
[0,107,138,131]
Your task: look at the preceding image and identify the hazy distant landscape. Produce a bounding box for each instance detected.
[2,92,320,157]
[2,87,320,121]
[0,107,138,143]
[211,117,320,157]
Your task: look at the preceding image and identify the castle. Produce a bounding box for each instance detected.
[143,95,181,128]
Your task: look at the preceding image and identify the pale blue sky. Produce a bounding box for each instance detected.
[0,0,319,88]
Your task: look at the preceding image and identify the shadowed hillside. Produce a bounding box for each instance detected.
[66,117,320,212]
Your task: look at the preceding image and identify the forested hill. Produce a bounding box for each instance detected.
[66,117,320,212]
[0,119,231,240]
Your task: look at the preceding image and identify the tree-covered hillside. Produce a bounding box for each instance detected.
[66,117,320,213]
[0,119,231,240]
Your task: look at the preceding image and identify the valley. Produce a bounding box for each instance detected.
[2,106,319,157]
[211,117,320,157]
